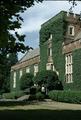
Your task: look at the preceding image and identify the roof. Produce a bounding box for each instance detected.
[41,10,80,28]
[18,48,40,63]
[41,11,66,27]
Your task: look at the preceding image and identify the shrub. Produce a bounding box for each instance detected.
[20,73,34,90]
[0,95,2,99]
[28,95,36,101]
[48,90,81,104]
[33,70,63,91]
[3,92,15,99]
[14,91,25,99]
[2,91,25,99]
[36,92,45,100]
[30,86,36,95]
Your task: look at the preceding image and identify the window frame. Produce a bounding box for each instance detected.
[48,47,52,57]
[65,53,73,83]
[13,71,16,88]
[26,67,30,73]
[19,69,23,79]
[68,25,74,36]
[46,63,54,71]
[34,64,38,76]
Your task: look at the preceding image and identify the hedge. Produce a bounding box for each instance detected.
[48,90,81,104]
[36,92,45,100]
[2,91,25,99]
[20,73,34,90]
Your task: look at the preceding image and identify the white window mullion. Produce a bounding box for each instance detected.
[65,53,73,83]
[13,72,16,88]
[19,70,22,79]
[34,64,38,76]
[26,67,30,73]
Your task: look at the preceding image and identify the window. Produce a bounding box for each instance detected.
[50,34,52,39]
[48,34,52,41]
[13,72,16,88]
[19,69,22,79]
[68,25,74,36]
[34,64,38,76]
[48,47,52,57]
[26,67,30,73]
[65,53,73,83]
[46,63,54,71]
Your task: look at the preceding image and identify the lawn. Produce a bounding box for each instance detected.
[0,101,81,120]
[0,109,81,120]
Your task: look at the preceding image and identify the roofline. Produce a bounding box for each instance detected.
[11,54,40,69]
[41,10,80,28]
[41,11,66,27]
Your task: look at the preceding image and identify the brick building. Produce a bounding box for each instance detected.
[11,11,81,91]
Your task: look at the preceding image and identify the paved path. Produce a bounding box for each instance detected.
[0,100,81,110]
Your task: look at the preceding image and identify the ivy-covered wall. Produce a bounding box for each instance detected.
[39,11,66,84]
[39,44,48,71]
[64,48,81,90]
[10,64,38,92]
[11,11,81,92]
[10,70,20,92]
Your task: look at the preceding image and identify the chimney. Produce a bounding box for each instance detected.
[74,13,76,18]
[80,11,81,20]
[67,12,70,17]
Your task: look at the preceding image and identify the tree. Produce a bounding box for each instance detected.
[20,73,34,90]
[33,70,63,91]
[0,0,42,93]
[0,52,18,93]
[0,0,43,54]
[0,0,77,53]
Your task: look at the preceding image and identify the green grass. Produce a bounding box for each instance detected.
[0,109,81,120]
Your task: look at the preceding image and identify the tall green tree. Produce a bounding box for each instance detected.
[0,0,77,53]
[0,0,42,93]
[0,0,43,53]
[0,52,18,93]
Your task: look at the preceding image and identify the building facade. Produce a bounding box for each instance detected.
[11,11,81,91]
[11,48,40,92]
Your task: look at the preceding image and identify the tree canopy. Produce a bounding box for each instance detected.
[0,53,18,93]
[20,73,34,90]
[0,0,78,54]
[0,0,43,54]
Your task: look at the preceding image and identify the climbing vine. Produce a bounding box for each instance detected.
[40,11,67,84]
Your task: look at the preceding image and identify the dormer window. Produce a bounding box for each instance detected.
[68,25,74,36]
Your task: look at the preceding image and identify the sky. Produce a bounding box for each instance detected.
[17,1,81,59]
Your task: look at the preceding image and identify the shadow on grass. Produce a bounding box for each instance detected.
[0,109,81,120]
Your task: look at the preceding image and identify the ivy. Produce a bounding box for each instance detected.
[64,48,81,90]
[40,11,66,85]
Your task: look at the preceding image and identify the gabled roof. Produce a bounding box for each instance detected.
[18,48,40,63]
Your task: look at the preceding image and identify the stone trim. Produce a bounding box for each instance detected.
[11,55,40,71]
[62,39,81,54]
